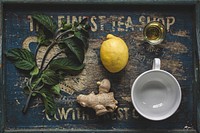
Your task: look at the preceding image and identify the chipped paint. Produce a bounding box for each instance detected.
[161,41,188,54]
[161,59,186,80]
[171,30,190,38]
[121,97,132,102]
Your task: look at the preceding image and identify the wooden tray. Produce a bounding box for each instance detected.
[0,0,200,133]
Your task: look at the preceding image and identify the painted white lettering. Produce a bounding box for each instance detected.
[117,108,124,120]
[98,16,106,31]
[125,16,134,31]
[132,108,139,119]
[58,16,65,28]
[28,15,33,31]
[91,16,97,32]
[139,15,146,25]
[118,16,125,31]
[22,36,37,51]
[124,108,129,120]
[166,16,175,31]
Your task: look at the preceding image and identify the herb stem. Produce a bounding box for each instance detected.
[39,41,56,75]
[22,91,33,114]
[34,44,41,67]
[39,35,74,76]
[55,29,74,40]
[42,51,63,71]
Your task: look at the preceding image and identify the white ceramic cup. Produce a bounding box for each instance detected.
[131,58,181,121]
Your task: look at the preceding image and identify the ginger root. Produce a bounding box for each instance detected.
[77,79,118,116]
[97,78,111,93]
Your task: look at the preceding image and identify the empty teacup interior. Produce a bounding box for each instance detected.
[132,70,181,120]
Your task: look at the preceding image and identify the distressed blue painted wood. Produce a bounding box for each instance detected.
[0,1,200,133]
[0,2,5,133]
[196,3,200,133]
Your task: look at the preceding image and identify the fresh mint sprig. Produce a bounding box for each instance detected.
[5,14,90,116]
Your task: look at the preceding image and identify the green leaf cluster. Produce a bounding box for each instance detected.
[32,14,57,33]
[5,14,90,116]
[6,48,35,70]
[57,17,90,64]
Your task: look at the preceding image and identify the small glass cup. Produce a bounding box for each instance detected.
[143,21,166,45]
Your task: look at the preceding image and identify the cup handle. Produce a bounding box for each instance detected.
[152,58,160,70]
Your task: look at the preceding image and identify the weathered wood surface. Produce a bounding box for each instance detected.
[196,3,200,133]
[1,0,199,5]
[1,3,199,133]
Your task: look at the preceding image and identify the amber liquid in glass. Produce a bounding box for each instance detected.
[146,26,160,41]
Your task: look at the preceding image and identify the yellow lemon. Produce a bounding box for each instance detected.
[100,34,129,73]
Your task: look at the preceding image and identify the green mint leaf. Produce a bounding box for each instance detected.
[64,38,84,63]
[51,84,61,96]
[6,48,35,70]
[14,61,35,71]
[37,30,51,46]
[41,69,59,85]
[58,42,67,49]
[30,66,39,76]
[32,14,57,33]
[63,23,72,30]
[49,57,84,71]
[32,92,37,97]
[40,89,56,116]
[74,31,89,51]
[31,77,42,89]
[43,95,56,116]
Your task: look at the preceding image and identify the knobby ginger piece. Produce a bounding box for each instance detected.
[77,79,118,116]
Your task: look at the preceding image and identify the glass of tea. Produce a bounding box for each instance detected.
[143,21,166,45]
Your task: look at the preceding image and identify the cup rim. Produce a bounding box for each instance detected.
[131,69,182,121]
